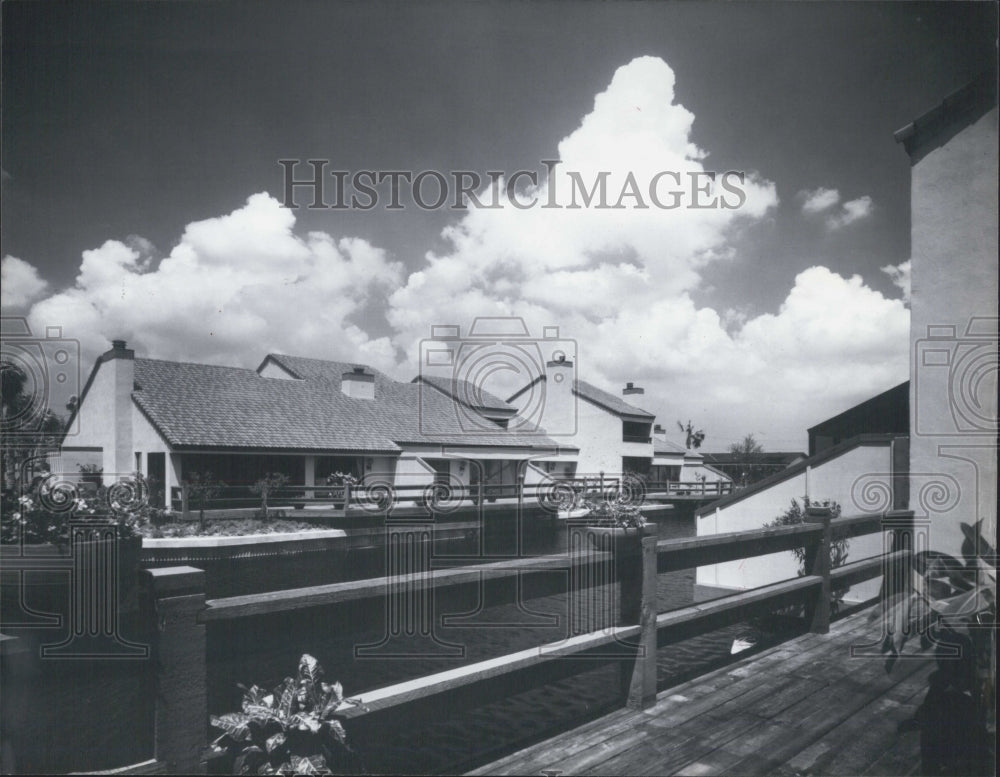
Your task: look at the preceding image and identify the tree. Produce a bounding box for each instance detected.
[250,472,290,520]
[677,419,705,450]
[1,360,66,492]
[184,471,223,530]
[728,433,767,487]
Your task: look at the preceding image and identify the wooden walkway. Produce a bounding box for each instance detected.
[469,610,933,776]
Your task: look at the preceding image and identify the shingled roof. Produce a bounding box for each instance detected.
[412,375,516,414]
[130,355,567,452]
[573,379,655,419]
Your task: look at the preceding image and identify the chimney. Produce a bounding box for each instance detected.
[653,423,666,438]
[623,382,644,396]
[101,339,135,477]
[534,351,576,436]
[341,366,375,400]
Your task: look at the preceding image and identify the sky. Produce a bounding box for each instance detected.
[2,1,997,451]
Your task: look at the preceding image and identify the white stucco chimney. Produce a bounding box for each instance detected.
[103,339,135,476]
[623,382,644,396]
[539,353,577,436]
[341,366,375,399]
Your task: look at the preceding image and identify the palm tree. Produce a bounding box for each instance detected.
[677,419,706,450]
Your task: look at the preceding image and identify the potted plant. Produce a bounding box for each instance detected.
[210,654,366,775]
[875,519,996,776]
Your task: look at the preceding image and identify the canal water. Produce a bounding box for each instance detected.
[2,508,789,774]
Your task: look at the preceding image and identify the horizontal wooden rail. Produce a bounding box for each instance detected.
[199,550,614,622]
[656,523,821,572]
[335,623,643,722]
[334,575,820,727]
[655,576,821,646]
[830,550,907,588]
[830,512,887,539]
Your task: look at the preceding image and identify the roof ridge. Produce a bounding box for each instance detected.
[135,356,257,372]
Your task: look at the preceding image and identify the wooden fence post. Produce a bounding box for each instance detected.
[884,509,916,603]
[804,506,832,634]
[624,534,658,709]
[142,566,208,774]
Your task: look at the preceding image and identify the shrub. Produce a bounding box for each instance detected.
[210,654,366,775]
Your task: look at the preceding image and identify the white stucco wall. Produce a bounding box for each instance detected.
[909,105,998,558]
[696,442,893,602]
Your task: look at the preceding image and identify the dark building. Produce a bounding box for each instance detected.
[807,381,909,456]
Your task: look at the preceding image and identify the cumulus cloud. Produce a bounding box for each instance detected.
[800,187,841,214]
[24,193,404,370]
[826,195,874,230]
[385,57,906,447]
[1,255,50,309]
[881,259,911,303]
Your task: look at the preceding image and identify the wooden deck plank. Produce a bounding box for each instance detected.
[467,611,933,777]
[467,616,875,776]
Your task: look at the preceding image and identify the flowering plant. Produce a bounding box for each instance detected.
[578,488,647,529]
[0,471,149,545]
[325,471,358,487]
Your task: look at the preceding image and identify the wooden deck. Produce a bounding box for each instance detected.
[468,610,933,776]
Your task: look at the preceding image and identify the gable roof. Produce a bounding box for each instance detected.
[508,376,655,420]
[412,375,516,415]
[130,354,569,452]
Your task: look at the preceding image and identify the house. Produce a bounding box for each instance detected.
[59,341,577,508]
[807,381,908,457]
[503,356,657,478]
[895,71,998,558]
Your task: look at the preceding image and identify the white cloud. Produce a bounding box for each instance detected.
[826,195,874,230]
[881,259,911,303]
[800,187,841,214]
[24,193,404,370]
[1,256,50,310]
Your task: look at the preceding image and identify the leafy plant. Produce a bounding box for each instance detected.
[250,473,291,520]
[210,654,367,775]
[763,497,849,615]
[875,519,996,776]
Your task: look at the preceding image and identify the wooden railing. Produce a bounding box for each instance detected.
[136,506,914,773]
[169,477,625,517]
[645,479,734,497]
